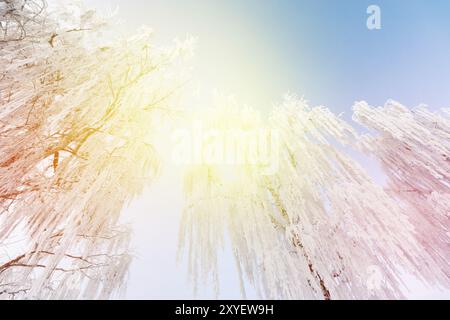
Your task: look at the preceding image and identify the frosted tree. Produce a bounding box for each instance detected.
[179,96,449,299]
[0,0,191,299]
[1,0,448,301]
[353,100,450,286]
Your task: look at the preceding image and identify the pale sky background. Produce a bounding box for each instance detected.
[80,0,450,299]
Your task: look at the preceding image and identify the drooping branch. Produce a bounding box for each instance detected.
[179,96,449,299]
[0,0,192,299]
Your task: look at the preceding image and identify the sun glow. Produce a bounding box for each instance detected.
[1,0,449,300]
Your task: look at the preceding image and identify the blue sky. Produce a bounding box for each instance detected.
[88,0,450,117]
[227,0,450,113]
[84,0,450,299]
